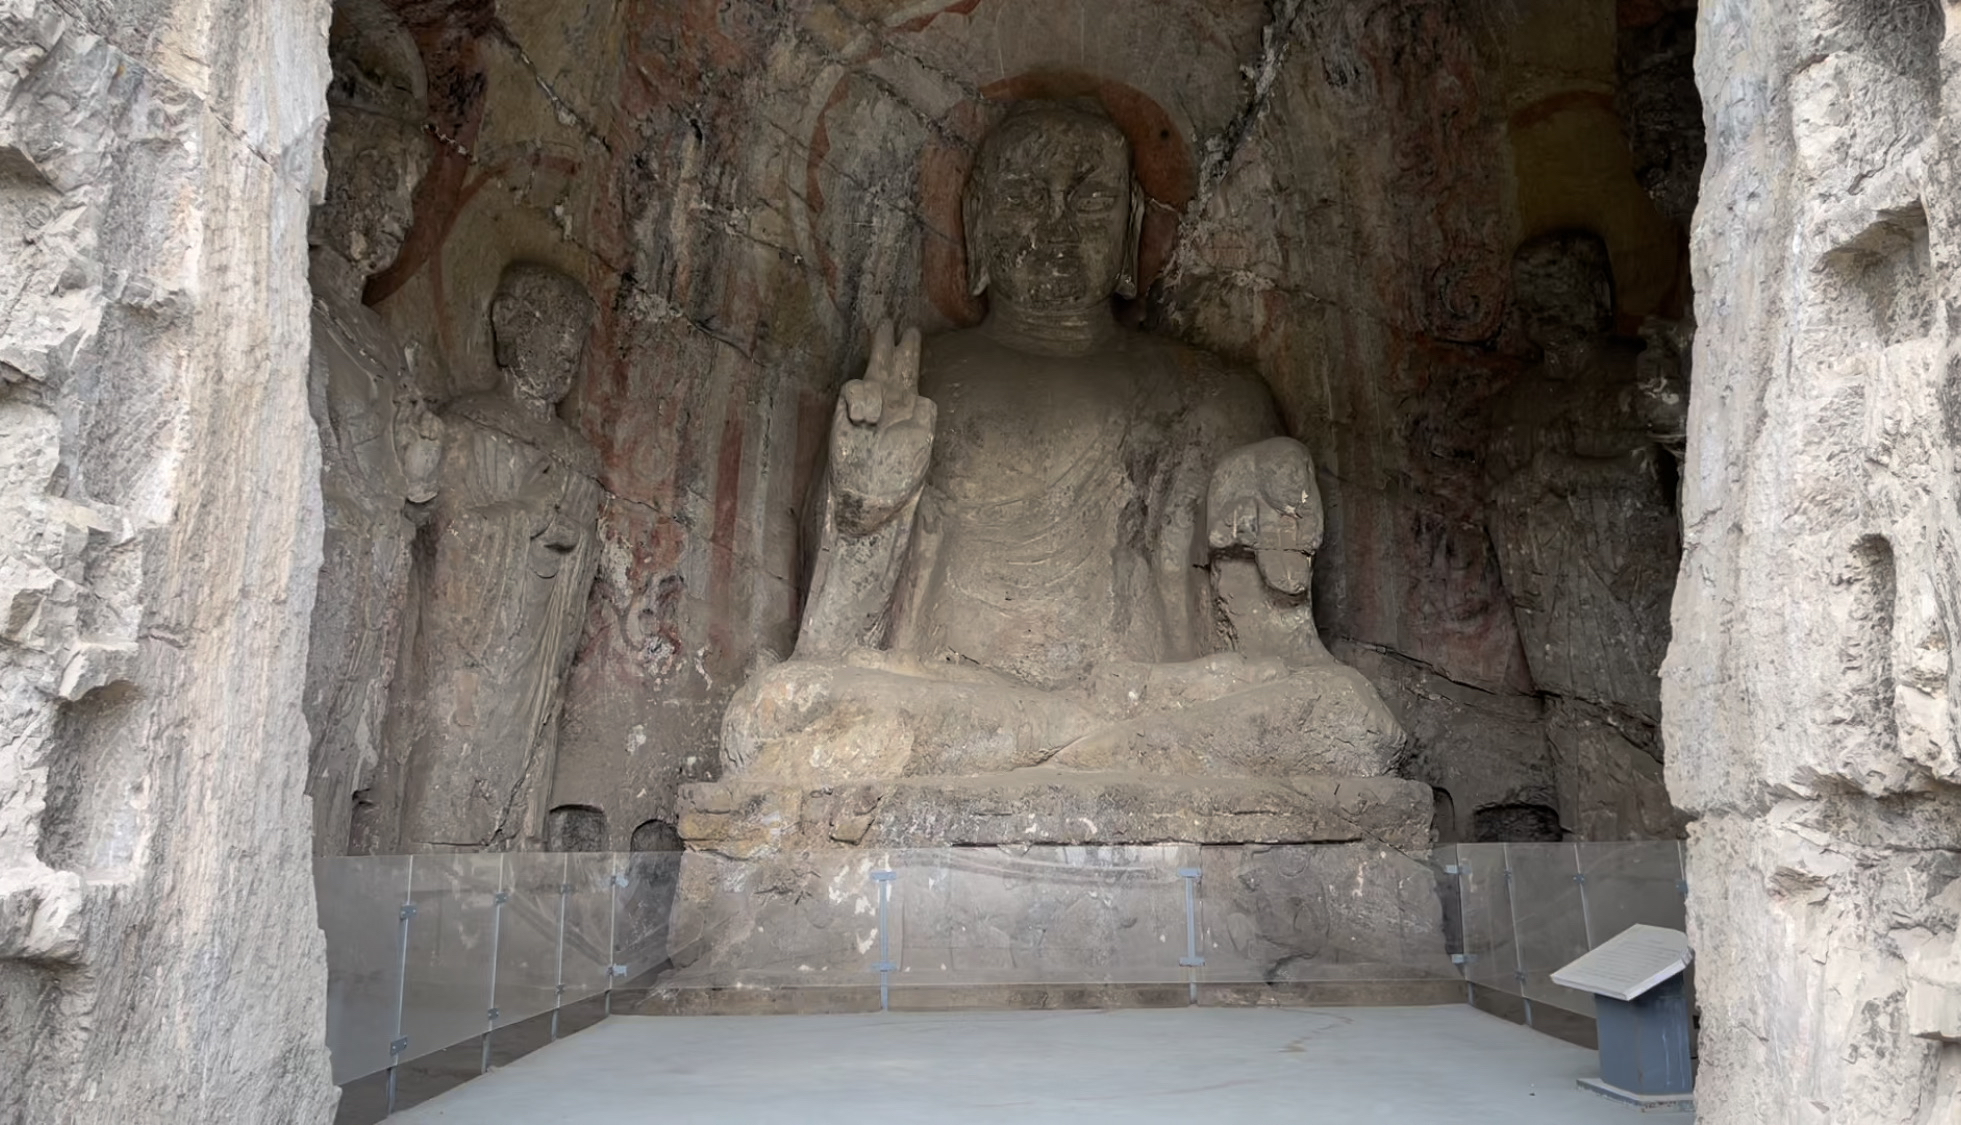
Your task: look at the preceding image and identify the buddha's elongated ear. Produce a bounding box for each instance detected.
[1114,177,1145,300]
[962,176,990,298]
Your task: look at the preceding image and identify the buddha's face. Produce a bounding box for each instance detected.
[971,109,1133,308]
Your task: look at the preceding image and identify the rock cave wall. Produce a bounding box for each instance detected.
[0,0,338,1119]
[321,0,1703,853]
[1670,0,1961,1118]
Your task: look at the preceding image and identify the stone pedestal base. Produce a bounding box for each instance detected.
[676,770,1434,854]
[658,839,1456,997]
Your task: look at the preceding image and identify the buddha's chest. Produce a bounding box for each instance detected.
[921,361,1160,506]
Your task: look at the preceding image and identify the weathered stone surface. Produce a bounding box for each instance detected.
[678,773,1434,855]
[1666,0,1961,1119]
[0,0,336,1118]
[1339,643,1557,843]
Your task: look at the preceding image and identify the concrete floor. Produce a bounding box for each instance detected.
[385,1005,1691,1123]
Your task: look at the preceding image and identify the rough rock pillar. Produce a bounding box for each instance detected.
[1670,0,1961,1119]
[0,0,338,1119]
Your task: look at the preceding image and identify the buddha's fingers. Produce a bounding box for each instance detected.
[890,325,923,400]
[866,319,896,389]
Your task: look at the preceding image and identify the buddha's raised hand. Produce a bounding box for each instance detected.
[830,320,938,536]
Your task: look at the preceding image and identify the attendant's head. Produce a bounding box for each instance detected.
[964,101,1145,309]
[1511,231,1616,355]
[491,264,595,408]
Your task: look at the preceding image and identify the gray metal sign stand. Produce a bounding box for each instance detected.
[1553,924,1695,1111]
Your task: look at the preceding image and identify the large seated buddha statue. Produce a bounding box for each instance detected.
[679,101,1425,853]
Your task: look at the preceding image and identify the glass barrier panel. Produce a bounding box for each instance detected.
[1453,844,1517,996]
[560,853,617,1005]
[398,852,503,1065]
[316,855,412,1085]
[893,846,1190,986]
[495,853,568,1028]
[612,852,683,981]
[1579,839,1693,1013]
[1574,841,1686,946]
[1196,845,1456,985]
[659,850,884,989]
[1506,844,1594,1017]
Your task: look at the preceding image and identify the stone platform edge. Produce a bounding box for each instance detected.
[676,770,1434,853]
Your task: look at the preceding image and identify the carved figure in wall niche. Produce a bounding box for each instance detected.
[397,264,601,850]
[1485,231,1684,727]
[714,101,1406,801]
[303,0,443,857]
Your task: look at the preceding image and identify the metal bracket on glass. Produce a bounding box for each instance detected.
[390,1037,409,1057]
[1451,953,1477,965]
[399,904,418,921]
[1572,873,1587,885]
[1443,864,1464,876]
[493,890,511,904]
[872,870,896,1012]
[1678,878,1690,899]
[486,1007,500,1022]
[611,873,630,889]
[609,964,629,978]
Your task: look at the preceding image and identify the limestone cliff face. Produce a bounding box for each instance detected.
[1670,0,1961,1119]
[0,0,338,1119]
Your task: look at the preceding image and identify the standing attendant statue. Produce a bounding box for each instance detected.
[396,264,602,850]
[1484,231,1684,724]
[303,0,443,856]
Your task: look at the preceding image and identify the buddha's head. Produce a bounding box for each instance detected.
[491,264,596,408]
[1511,230,1615,355]
[964,101,1146,309]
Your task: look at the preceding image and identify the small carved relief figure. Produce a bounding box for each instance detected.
[396,264,602,849]
[715,101,1406,794]
[1485,231,1683,722]
[303,0,443,856]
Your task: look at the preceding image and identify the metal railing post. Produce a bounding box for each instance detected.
[871,870,896,1011]
[1443,851,1476,1006]
[1573,843,1595,951]
[482,856,507,1074]
[1503,844,1534,1030]
[605,865,628,1015]
[387,855,416,1116]
[1177,867,1204,1006]
[552,855,569,1040]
